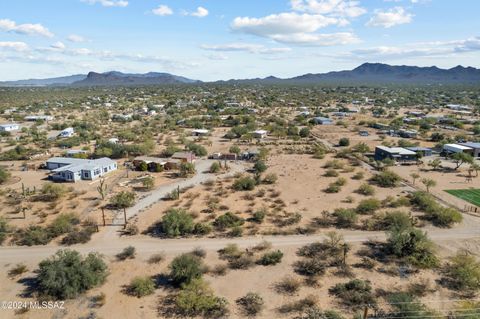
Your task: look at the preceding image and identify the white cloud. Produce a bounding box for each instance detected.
[81,0,128,8]
[152,5,173,16]
[347,36,480,60]
[231,12,359,46]
[366,7,413,28]
[0,41,29,52]
[189,7,209,18]
[67,34,86,43]
[201,43,292,54]
[50,41,66,50]
[271,32,359,46]
[290,0,367,18]
[0,19,54,37]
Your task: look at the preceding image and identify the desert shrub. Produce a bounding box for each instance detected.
[386,293,439,318]
[8,263,28,277]
[179,162,196,177]
[410,191,462,227]
[325,183,341,193]
[355,198,381,215]
[109,191,135,209]
[0,166,10,184]
[175,279,228,318]
[39,183,67,201]
[186,143,207,157]
[193,222,212,235]
[61,227,95,245]
[251,209,266,223]
[339,138,350,147]
[228,254,254,269]
[142,176,155,190]
[386,226,438,268]
[329,279,376,307]
[294,258,326,277]
[253,160,267,175]
[161,208,194,237]
[324,160,344,169]
[351,172,364,180]
[0,217,9,244]
[381,211,412,230]
[126,276,155,297]
[275,276,301,295]
[169,253,204,286]
[210,162,221,173]
[218,244,242,260]
[116,246,136,261]
[16,225,51,246]
[36,250,107,300]
[258,250,283,266]
[228,226,243,237]
[233,176,256,191]
[236,292,264,316]
[278,295,317,314]
[213,212,244,230]
[370,170,401,188]
[334,209,358,228]
[211,264,228,276]
[262,173,278,184]
[356,183,375,196]
[47,213,80,237]
[124,224,139,236]
[191,247,207,258]
[445,250,480,292]
[148,253,165,264]
[324,169,339,177]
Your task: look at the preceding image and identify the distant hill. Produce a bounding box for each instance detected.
[0,74,86,87]
[1,63,479,87]
[222,63,480,85]
[72,71,200,86]
[285,63,480,85]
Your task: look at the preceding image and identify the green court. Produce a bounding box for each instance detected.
[445,189,480,207]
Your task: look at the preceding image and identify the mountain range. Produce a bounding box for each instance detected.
[1,63,479,87]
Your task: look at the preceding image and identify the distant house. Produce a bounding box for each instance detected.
[133,156,168,171]
[59,127,74,138]
[359,131,369,136]
[398,129,418,139]
[406,147,433,157]
[46,157,117,182]
[311,117,333,125]
[108,138,119,144]
[253,130,268,139]
[24,115,54,121]
[191,129,209,137]
[374,146,417,162]
[209,153,237,161]
[0,123,20,132]
[442,143,474,156]
[459,142,480,157]
[172,152,196,163]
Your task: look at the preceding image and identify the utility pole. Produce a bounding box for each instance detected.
[123,208,127,229]
[22,207,26,219]
[101,207,106,226]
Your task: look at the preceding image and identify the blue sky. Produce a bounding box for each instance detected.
[0,0,479,81]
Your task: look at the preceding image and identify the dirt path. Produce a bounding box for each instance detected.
[1,220,480,264]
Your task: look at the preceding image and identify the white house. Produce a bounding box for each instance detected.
[0,123,20,132]
[46,157,117,182]
[253,130,268,139]
[191,129,209,137]
[24,115,54,121]
[443,144,474,156]
[59,127,74,138]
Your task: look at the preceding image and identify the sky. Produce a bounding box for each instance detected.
[0,0,479,81]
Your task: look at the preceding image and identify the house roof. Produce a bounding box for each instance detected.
[444,143,473,150]
[48,157,116,171]
[0,123,19,127]
[376,146,416,156]
[406,147,432,152]
[460,142,480,149]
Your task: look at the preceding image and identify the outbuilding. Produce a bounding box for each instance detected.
[0,123,20,132]
[443,144,474,156]
[374,146,417,162]
[459,142,480,157]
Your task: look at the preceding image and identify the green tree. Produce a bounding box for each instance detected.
[162,208,194,237]
[127,276,155,297]
[410,172,420,185]
[421,178,436,193]
[37,250,108,300]
[445,250,480,292]
[110,191,135,209]
[179,162,196,177]
[175,279,228,317]
[169,253,204,286]
[229,145,241,155]
[451,152,474,170]
[142,176,155,190]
